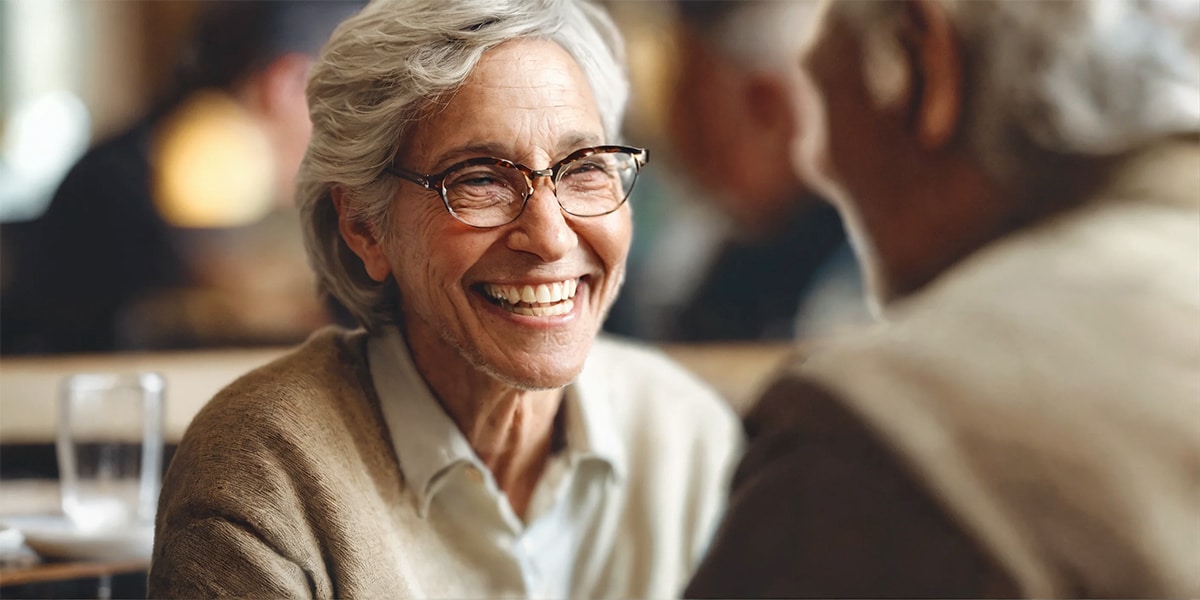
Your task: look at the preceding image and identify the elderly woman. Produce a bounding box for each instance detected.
[148,0,742,597]
[688,0,1200,598]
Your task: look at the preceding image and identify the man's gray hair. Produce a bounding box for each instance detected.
[833,0,1200,179]
[296,0,630,330]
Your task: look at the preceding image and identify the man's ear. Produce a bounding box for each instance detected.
[332,187,392,283]
[900,0,963,150]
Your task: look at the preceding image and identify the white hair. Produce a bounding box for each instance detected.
[296,0,630,330]
[833,0,1200,179]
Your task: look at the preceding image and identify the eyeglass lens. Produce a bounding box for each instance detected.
[441,151,640,227]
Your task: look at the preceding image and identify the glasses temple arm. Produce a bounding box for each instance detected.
[385,165,433,189]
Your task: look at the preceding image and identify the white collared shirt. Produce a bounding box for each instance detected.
[367,327,740,599]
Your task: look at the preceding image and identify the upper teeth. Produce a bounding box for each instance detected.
[483,279,578,305]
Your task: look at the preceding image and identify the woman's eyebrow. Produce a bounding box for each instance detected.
[430,131,603,171]
[555,131,603,156]
[429,143,512,171]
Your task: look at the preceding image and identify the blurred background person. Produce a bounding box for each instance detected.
[659,0,865,342]
[1,0,362,354]
[688,0,1200,597]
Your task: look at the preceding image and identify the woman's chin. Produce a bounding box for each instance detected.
[479,350,587,392]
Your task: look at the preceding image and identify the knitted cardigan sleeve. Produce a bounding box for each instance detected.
[149,328,384,598]
[149,517,315,598]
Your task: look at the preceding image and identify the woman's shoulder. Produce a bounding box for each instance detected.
[164,325,398,512]
[186,326,375,440]
[589,335,718,391]
[583,336,743,535]
[584,335,740,430]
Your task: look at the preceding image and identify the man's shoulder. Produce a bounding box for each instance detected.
[49,121,155,209]
[688,369,1018,599]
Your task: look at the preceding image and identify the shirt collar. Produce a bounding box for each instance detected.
[563,356,627,481]
[367,327,626,516]
[368,326,481,517]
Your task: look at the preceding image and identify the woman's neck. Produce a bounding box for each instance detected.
[406,332,563,519]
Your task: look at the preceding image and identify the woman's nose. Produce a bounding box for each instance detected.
[504,180,577,261]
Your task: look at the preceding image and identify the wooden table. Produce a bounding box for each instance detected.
[1,480,150,597]
[0,558,147,587]
[0,341,797,449]
[1,560,148,599]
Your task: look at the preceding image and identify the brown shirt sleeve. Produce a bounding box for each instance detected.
[685,375,1018,599]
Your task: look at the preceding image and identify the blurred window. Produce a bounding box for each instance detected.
[0,0,90,223]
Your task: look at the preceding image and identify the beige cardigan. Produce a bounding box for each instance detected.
[149,328,741,598]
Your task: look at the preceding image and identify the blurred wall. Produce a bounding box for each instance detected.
[95,0,201,140]
[1,0,205,223]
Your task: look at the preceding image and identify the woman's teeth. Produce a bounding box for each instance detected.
[483,279,578,316]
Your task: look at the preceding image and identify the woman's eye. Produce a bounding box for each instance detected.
[449,169,510,188]
[562,160,613,184]
[567,161,603,174]
[459,175,501,186]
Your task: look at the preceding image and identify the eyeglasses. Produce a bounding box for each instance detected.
[384,145,649,228]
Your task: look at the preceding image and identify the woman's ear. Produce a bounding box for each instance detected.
[900,0,963,150]
[332,187,392,282]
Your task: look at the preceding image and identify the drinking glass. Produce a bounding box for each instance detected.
[57,373,165,532]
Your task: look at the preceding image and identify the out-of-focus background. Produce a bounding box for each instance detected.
[1,1,201,223]
[0,0,862,355]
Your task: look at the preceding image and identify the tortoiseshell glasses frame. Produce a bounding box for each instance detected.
[384,145,649,228]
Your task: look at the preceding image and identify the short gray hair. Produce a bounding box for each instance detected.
[297,0,630,330]
[831,0,1200,179]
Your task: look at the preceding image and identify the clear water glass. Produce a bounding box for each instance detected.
[57,373,165,532]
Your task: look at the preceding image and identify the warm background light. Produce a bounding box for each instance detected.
[152,90,275,229]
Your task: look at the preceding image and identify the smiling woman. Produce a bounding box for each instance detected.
[339,38,635,396]
[147,1,744,598]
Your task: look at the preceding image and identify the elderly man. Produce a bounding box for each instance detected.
[687,0,1200,598]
